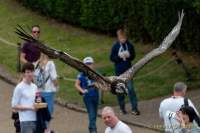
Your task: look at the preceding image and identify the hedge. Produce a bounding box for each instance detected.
[17,0,200,53]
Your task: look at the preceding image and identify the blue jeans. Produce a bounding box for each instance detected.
[83,94,99,132]
[40,92,55,115]
[20,121,36,133]
[117,80,138,111]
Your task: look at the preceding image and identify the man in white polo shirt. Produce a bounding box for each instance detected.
[102,106,133,133]
[159,82,199,131]
[11,63,38,133]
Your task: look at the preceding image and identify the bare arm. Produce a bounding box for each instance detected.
[53,79,58,88]
[12,105,35,111]
[20,52,28,64]
[74,79,87,94]
[11,86,36,111]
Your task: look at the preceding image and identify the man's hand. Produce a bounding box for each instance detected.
[176,111,186,128]
[30,106,37,111]
[82,89,88,94]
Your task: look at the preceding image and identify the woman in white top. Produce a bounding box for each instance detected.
[34,54,58,133]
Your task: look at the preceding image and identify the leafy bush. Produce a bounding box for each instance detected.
[17,0,200,53]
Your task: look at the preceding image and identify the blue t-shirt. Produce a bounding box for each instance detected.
[77,72,98,97]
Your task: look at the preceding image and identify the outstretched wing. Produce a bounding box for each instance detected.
[15,25,112,90]
[16,10,184,95]
[118,10,184,82]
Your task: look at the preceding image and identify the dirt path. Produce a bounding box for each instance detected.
[0,79,158,133]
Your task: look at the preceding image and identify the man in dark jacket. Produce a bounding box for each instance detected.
[110,29,140,115]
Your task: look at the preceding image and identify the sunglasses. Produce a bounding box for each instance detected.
[32,31,40,34]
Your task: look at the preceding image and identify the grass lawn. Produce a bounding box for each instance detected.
[0,0,199,106]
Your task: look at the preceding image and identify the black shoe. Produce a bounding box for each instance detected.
[90,131,97,133]
[131,110,140,115]
[120,110,127,115]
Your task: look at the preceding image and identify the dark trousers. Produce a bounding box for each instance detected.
[117,80,138,111]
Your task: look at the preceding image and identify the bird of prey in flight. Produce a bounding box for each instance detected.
[16,11,184,95]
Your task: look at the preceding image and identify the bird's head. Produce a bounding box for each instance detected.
[110,79,128,95]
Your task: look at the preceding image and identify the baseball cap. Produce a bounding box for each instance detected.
[83,57,94,64]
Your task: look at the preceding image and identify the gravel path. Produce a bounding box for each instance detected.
[0,79,158,133]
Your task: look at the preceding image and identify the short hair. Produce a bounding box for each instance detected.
[21,63,34,73]
[102,106,115,115]
[174,82,187,92]
[32,25,40,30]
[117,29,126,37]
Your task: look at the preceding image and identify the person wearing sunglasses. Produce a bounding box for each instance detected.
[20,25,41,65]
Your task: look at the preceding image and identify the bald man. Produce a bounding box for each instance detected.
[101,106,133,133]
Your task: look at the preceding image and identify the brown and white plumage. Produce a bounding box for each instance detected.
[16,11,184,95]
